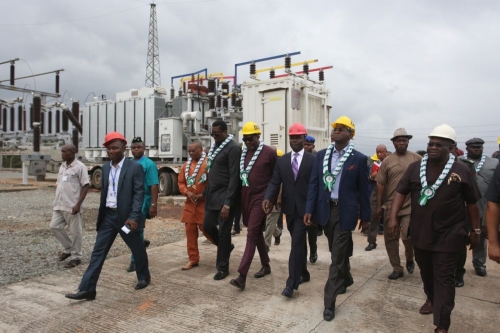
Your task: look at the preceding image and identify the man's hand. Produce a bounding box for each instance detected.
[488,243,500,263]
[358,221,369,233]
[276,197,282,211]
[149,205,157,218]
[387,217,399,238]
[304,214,312,226]
[370,170,378,180]
[186,191,196,203]
[126,219,138,231]
[376,206,383,220]
[71,204,81,215]
[469,233,480,250]
[193,194,203,204]
[262,199,273,215]
[220,206,230,221]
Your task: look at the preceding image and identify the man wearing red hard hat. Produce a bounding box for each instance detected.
[66,132,151,300]
[263,122,315,298]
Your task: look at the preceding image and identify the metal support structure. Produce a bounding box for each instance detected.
[234,51,301,86]
[0,69,64,83]
[171,68,208,86]
[145,3,161,88]
[0,58,19,66]
[0,84,60,98]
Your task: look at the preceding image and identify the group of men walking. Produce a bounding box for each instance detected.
[51,117,500,333]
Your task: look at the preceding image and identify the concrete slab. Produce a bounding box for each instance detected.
[0,228,499,332]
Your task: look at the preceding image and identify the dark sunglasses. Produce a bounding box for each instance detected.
[242,136,255,143]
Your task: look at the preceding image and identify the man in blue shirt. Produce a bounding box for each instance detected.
[126,137,159,272]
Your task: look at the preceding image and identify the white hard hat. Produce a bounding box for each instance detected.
[428,124,456,143]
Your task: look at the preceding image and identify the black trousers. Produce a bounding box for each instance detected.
[79,210,150,292]
[414,247,460,331]
[286,214,309,290]
[323,204,353,308]
[306,224,318,257]
[232,205,242,233]
[203,209,235,272]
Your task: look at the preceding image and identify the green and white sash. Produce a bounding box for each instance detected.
[240,141,264,186]
[185,152,206,187]
[322,143,354,191]
[464,153,485,174]
[418,153,455,206]
[207,134,234,171]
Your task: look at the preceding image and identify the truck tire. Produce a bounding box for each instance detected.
[159,172,172,196]
[91,168,102,190]
[169,172,179,195]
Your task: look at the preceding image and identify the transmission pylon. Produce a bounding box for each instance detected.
[145,3,161,88]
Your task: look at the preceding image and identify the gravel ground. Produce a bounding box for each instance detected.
[0,181,186,286]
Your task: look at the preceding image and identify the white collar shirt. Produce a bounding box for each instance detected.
[106,156,126,208]
[290,148,305,170]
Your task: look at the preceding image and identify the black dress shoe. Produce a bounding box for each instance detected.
[454,275,464,287]
[365,243,377,251]
[254,265,271,278]
[406,261,415,274]
[230,275,246,290]
[126,261,136,272]
[317,229,323,236]
[230,244,235,253]
[231,230,240,236]
[214,270,229,280]
[323,307,335,321]
[309,252,318,263]
[135,278,151,290]
[388,271,403,280]
[281,287,293,298]
[144,239,150,248]
[338,286,347,295]
[475,267,487,277]
[274,235,281,246]
[299,275,310,284]
[65,290,96,301]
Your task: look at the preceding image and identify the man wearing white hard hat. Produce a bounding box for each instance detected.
[388,124,481,333]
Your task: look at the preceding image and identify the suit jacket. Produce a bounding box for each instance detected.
[204,140,241,210]
[264,151,315,217]
[97,158,145,230]
[306,148,370,231]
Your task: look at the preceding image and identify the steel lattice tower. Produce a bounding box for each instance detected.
[145,3,161,87]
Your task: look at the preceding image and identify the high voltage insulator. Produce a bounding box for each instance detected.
[303,63,309,75]
[170,87,175,100]
[209,96,215,110]
[55,72,60,94]
[270,68,275,79]
[284,55,291,70]
[231,93,236,106]
[319,69,324,82]
[221,82,229,95]
[216,95,221,108]
[222,98,228,109]
[250,62,256,76]
[178,87,183,97]
[208,78,216,94]
[10,63,15,86]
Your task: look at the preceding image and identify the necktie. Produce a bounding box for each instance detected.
[292,153,299,180]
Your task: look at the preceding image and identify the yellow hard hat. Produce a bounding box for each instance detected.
[370,153,379,161]
[498,135,500,144]
[276,149,284,157]
[241,121,261,135]
[331,116,355,137]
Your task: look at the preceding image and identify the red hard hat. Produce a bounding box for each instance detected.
[103,132,127,147]
[288,122,307,135]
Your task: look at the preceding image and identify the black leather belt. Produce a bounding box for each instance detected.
[106,207,118,211]
[330,200,339,206]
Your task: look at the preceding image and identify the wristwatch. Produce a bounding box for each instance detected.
[473,228,481,235]
[151,203,157,207]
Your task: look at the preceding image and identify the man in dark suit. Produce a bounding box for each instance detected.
[304,116,370,321]
[65,132,150,300]
[203,120,241,280]
[263,122,315,298]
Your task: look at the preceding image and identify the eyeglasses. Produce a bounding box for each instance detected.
[427,142,450,148]
[242,136,255,143]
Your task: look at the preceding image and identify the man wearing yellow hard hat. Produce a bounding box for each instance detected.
[230,122,277,291]
[304,115,370,321]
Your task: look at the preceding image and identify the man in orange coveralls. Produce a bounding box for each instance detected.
[178,141,214,270]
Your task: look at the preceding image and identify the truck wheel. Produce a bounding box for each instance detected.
[159,172,172,196]
[169,173,179,195]
[91,168,102,190]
